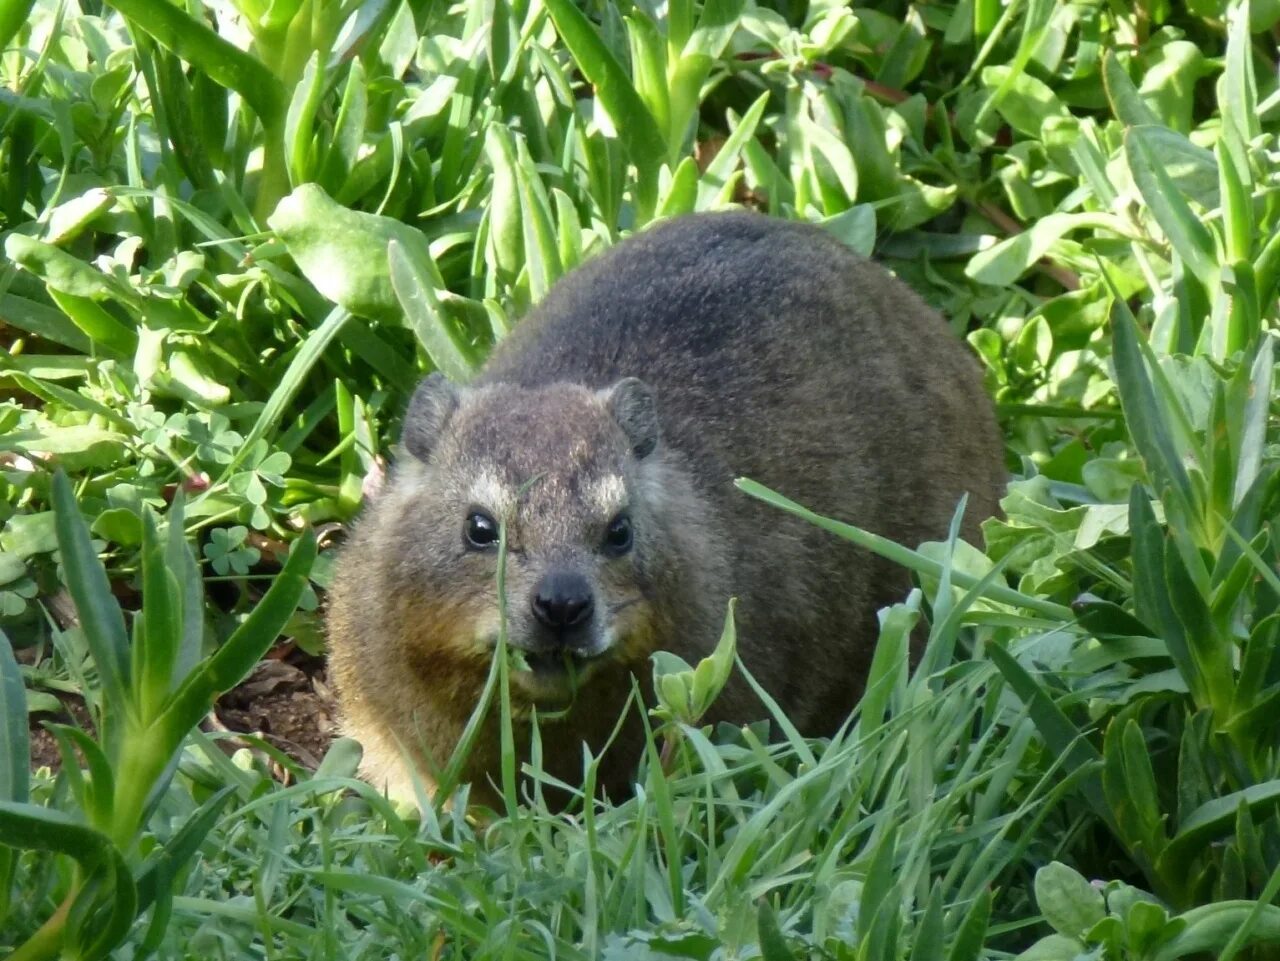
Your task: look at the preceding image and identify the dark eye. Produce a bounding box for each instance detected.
[604,514,633,555]
[465,511,499,549]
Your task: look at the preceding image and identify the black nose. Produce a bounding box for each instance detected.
[531,571,594,632]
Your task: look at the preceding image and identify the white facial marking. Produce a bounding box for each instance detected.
[469,471,517,520]
[589,474,627,517]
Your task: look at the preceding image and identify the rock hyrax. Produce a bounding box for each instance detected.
[326,211,1005,805]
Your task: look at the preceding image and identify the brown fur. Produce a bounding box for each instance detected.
[326,211,1006,806]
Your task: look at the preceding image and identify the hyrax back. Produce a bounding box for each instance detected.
[326,212,1005,804]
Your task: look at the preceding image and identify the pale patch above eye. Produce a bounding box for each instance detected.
[468,470,517,520]
[587,474,627,517]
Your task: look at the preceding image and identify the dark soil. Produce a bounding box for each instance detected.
[28,695,94,772]
[26,645,338,779]
[213,651,339,769]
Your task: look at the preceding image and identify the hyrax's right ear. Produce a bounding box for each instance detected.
[402,372,459,462]
[601,377,659,460]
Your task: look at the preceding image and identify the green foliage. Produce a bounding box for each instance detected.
[1,0,1279,956]
[0,475,312,959]
[1020,861,1280,960]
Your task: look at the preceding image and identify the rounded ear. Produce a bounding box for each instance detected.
[601,377,659,460]
[402,372,459,462]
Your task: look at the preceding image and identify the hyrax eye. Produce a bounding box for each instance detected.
[603,514,633,555]
[464,511,499,549]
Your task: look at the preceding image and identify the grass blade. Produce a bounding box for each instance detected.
[211,306,350,483]
[389,238,480,381]
[1125,126,1219,291]
[1107,294,1197,521]
[737,478,1072,620]
[986,643,1113,833]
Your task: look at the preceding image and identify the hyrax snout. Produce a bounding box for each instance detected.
[326,211,1006,806]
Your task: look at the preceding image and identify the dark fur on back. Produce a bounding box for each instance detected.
[326,211,1005,804]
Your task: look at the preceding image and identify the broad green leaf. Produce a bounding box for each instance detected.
[269,183,434,324]
[802,114,858,204]
[52,471,131,727]
[1116,125,1219,210]
[44,187,113,246]
[1138,41,1203,134]
[0,292,91,351]
[0,630,29,804]
[46,723,115,831]
[626,13,669,138]
[1013,935,1088,960]
[667,0,745,150]
[0,797,121,865]
[166,350,231,406]
[656,157,699,218]
[3,813,133,961]
[967,212,1119,286]
[1034,861,1105,937]
[6,235,131,304]
[1103,50,1161,127]
[513,136,563,299]
[483,124,523,282]
[688,599,735,719]
[981,65,1069,137]
[821,205,876,257]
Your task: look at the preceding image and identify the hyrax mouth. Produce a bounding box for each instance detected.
[523,649,580,676]
[515,643,607,675]
[506,641,611,701]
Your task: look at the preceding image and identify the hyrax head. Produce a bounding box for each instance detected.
[384,372,664,702]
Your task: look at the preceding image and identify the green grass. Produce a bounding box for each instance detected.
[2,0,1280,957]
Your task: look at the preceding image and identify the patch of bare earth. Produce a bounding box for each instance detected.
[27,647,338,780]
[212,651,339,772]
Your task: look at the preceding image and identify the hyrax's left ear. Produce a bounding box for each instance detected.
[600,377,659,460]
[402,372,460,462]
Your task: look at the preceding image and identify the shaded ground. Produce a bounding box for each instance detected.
[26,645,338,778]
[213,651,339,769]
